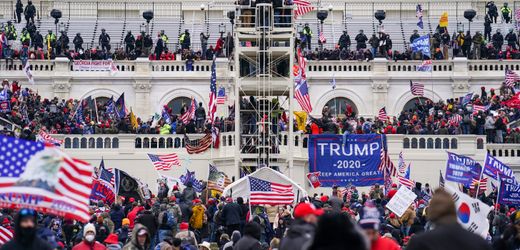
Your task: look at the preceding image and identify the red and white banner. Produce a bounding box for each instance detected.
[72,60,118,74]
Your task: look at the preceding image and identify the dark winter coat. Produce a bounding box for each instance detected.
[135,210,158,238]
[406,223,492,250]
[279,219,315,250]
[110,205,125,230]
[221,202,242,226]
[233,235,262,250]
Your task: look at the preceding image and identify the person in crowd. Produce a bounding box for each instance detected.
[492,29,504,51]
[307,213,366,250]
[279,203,322,250]
[160,30,169,51]
[221,198,242,236]
[484,15,492,42]
[406,189,492,250]
[24,1,36,25]
[15,0,23,23]
[73,33,84,52]
[175,222,198,247]
[122,224,150,250]
[355,29,368,51]
[472,31,484,59]
[72,223,107,250]
[359,201,400,250]
[369,33,379,57]
[487,1,498,23]
[99,28,111,53]
[124,31,135,55]
[505,28,517,50]
[0,209,53,250]
[200,32,209,60]
[338,30,351,51]
[462,31,472,58]
[135,204,158,248]
[233,222,262,250]
[225,32,234,59]
[501,2,512,23]
[180,30,191,50]
[19,28,31,47]
[303,23,312,50]
[104,233,122,250]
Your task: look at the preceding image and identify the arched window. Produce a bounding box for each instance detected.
[167,97,192,115]
[325,97,358,117]
[402,97,432,113]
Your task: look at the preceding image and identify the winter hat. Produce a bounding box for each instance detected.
[358,201,380,230]
[83,223,96,237]
[198,241,211,250]
[179,222,189,231]
[104,233,119,244]
[122,218,130,226]
[294,203,324,218]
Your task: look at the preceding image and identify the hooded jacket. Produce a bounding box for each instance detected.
[279,219,315,250]
[0,214,53,250]
[122,224,150,250]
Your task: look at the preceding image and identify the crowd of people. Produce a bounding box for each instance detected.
[1,178,517,250]
[0,78,519,142]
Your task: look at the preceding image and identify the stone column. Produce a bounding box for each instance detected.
[133,81,152,118]
[371,58,389,115]
[52,57,72,99]
[452,57,470,97]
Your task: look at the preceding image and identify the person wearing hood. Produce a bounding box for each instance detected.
[122,224,150,250]
[279,203,323,250]
[0,208,53,250]
[116,218,131,244]
[222,230,241,250]
[406,189,492,250]
[233,222,262,250]
[307,213,367,250]
[135,204,158,247]
[72,223,106,250]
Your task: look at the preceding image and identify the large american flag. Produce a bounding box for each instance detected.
[378,107,388,121]
[37,130,63,146]
[378,147,397,177]
[410,80,425,96]
[297,48,307,75]
[249,177,294,205]
[295,80,313,113]
[208,59,218,124]
[505,69,520,88]
[0,136,93,222]
[0,226,12,245]
[185,133,213,154]
[216,87,226,105]
[99,165,115,187]
[294,0,314,18]
[180,98,196,125]
[147,153,180,171]
[473,104,486,114]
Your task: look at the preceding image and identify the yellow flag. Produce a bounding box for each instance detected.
[130,110,138,130]
[293,111,308,132]
[439,12,448,28]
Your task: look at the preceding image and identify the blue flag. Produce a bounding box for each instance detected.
[462,92,473,106]
[115,93,127,119]
[445,152,482,186]
[498,178,520,205]
[180,169,204,192]
[416,4,424,29]
[162,107,171,124]
[410,35,430,58]
[484,154,517,184]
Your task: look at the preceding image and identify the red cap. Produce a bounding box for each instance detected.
[391,183,397,188]
[294,203,324,218]
[179,222,189,230]
[389,213,396,219]
[129,198,135,203]
[193,198,201,204]
[320,195,329,203]
[104,233,119,244]
[2,218,9,224]
[169,196,176,202]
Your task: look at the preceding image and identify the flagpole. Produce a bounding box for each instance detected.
[495,178,501,213]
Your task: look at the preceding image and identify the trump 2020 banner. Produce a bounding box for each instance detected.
[308,134,384,187]
[445,152,482,186]
[484,154,517,184]
[89,179,115,205]
[498,180,520,205]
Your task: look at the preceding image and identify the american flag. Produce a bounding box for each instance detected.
[297,48,307,74]
[147,153,180,171]
[216,87,226,105]
[73,100,84,123]
[378,107,388,121]
[180,98,196,125]
[0,136,94,222]
[185,133,213,154]
[0,226,12,245]
[398,175,415,189]
[294,0,314,18]
[473,104,486,113]
[249,177,294,205]
[208,59,218,124]
[449,114,462,124]
[295,80,313,113]
[319,31,326,44]
[397,152,406,175]
[410,80,425,96]
[99,165,115,187]
[211,126,220,148]
[105,97,117,119]
[378,147,397,177]
[471,177,488,193]
[505,69,520,88]
[37,130,63,146]
[207,164,230,192]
